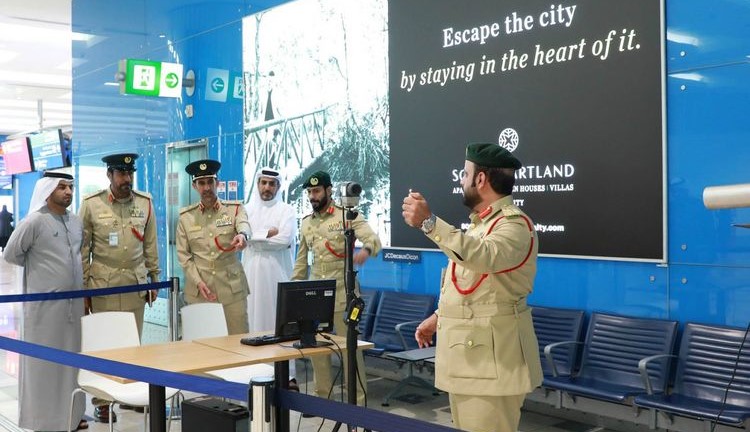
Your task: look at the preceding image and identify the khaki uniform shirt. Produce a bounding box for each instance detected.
[292,204,382,311]
[176,200,250,305]
[428,195,543,396]
[80,189,160,310]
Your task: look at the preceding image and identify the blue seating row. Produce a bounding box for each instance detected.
[531,306,750,431]
[357,289,438,406]
[358,289,436,355]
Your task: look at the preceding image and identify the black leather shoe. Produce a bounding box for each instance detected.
[288,379,300,392]
[94,406,117,423]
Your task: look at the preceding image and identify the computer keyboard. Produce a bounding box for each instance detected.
[240,334,299,346]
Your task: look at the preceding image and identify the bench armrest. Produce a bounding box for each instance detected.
[544,340,582,377]
[395,320,423,350]
[638,354,675,394]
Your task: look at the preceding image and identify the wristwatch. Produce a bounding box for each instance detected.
[420,214,436,234]
[240,232,249,241]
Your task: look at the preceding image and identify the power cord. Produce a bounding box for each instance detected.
[709,319,750,432]
[355,353,369,408]
[321,334,345,402]
[314,334,344,432]
[293,346,306,432]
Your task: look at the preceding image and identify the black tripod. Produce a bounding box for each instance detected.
[332,208,368,432]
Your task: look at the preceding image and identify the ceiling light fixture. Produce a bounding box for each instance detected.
[0,69,70,87]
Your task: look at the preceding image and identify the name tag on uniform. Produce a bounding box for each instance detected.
[307,250,315,266]
[109,232,119,247]
[189,226,202,232]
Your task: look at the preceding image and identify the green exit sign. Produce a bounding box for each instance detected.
[119,59,183,98]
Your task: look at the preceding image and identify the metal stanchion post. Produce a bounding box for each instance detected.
[168,277,182,422]
[249,376,275,432]
[170,277,179,341]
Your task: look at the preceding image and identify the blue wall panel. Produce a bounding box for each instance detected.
[666,62,750,266]
[665,0,750,70]
[531,258,670,318]
[668,264,750,327]
[71,1,267,275]
[359,252,448,296]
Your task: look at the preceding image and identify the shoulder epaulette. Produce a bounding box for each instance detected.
[179,202,200,215]
[83,189,107,200]
[501,204,523,218]
[132,190,153,200]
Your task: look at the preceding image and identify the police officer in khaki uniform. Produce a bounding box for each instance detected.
[80,153,159,423]
[80,153,159,331]
[176,159,251,335]
[292,170,382,405]
[403,143,543,432]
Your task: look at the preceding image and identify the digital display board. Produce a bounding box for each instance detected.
[29,129,68,171]
[389,0,666,261]
[1,138,34,175]
[0,153,11,188]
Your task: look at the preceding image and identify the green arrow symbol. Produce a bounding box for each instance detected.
[165,72,179,88]
[211,78,225,93]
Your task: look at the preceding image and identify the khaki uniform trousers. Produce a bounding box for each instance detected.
[222,296,249,335]
[449,393,526,432]
[310,307,367,404]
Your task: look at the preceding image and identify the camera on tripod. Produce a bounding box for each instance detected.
[339,181,362,209]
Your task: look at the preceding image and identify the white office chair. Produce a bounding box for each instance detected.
[180,303,274,382]
[67,312,180,432]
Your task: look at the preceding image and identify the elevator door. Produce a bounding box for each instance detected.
[166,140,207,282]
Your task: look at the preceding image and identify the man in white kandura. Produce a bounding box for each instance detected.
[3,172,87,432]
[242,166,298,388]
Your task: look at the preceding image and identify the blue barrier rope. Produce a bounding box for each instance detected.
[0,335,247,400]
[0,278,459,431]
[277,389,459,432]
[0,281,171,303]
[0,334,459,431]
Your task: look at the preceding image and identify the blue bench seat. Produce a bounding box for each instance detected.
[634,322,750,428]
[544,312,678,405]
[531,305,585,379]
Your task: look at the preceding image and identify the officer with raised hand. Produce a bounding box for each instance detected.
[403,143,543,432]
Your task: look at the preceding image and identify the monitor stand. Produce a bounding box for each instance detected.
[292,320,333,349]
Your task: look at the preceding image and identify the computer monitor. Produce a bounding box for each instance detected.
[275,279,336,348]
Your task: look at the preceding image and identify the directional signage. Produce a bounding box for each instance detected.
[205,68,229,102]
[232,76,244,99]
[159,62,183,97]
[120,59,184,98]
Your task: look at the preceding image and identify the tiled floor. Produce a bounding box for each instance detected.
[0,257,613,432]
